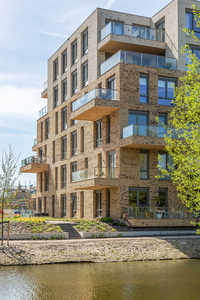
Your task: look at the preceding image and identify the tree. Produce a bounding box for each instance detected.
[0,145,20,245]
[159,5,200,230]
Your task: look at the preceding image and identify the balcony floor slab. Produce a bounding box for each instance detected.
[20,163,50,173]
[120,135,166,150]
[72,178,120,190]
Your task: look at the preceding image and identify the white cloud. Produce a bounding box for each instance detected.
[33,30,68,39]
[104,0,116,9]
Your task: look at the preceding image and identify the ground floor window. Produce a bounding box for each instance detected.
[158,188,168,207]
[52,196,55,217]
[96,190,102,217]
[38,197,42,212]
[62,194,66,217]
[71,193,77,217]
[129,188,149,207]
[81,192,84,218]
[107,189,110,217]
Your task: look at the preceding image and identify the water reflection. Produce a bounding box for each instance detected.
[1,260,200,300]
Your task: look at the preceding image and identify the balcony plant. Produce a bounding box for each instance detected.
[153,196,165,219]
[163,62,172,69]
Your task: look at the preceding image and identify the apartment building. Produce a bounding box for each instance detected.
[20,0,200,227]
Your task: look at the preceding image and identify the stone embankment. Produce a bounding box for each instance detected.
[0,236,200,266]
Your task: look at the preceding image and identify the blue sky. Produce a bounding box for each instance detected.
[0,0,173,185]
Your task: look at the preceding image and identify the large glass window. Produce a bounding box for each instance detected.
[156,19,165,42]
[62,194,66,217]
[62,79,67,102]
[128,111,148,136]
[62,50,67,73]
[140,75,148,103]
[45,171,49,191]
[107,75,115,89]
[81,192,84,218]
[72,40,77,65]
[158,113,167,138]
[54,59,58,81]
[72,131,77,156]
[185,11,200,38]
[38,197,42,212]
[82,29,88,56]
[129,188,149,207]
[71,161,77,173]
[55,112,58,135]
[140,150,149,179]
[54,86,58,108]
[72,70,77,95]
[158,188,168,207]
[45,118,49,139]
[71,193,77,217]
[81,127,84,152]
[108,150,116,178]
[158,77,176,106]
[62,107,67,130]
[186,46,200,69]
[95,119,102,147]
[61,165,67,188]
[95,191,102,217]
[158,151,173,179]
[52,196,55,217]
[82,61,88,87]
[107,115,110,144]
[62,135,67,159]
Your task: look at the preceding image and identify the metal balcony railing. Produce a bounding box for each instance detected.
[43,77,48,91]
[72,88,118,112]
[100,22,165,42]
[100,50,176,75]
[121,206,198,219]
[33,138,37,146]
[72,167,118,182]
[21,156,48,167]
[39,105,47,118]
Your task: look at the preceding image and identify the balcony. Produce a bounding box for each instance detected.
[71,167,119,190]
[39,106,47,119]
[41,77,48,98]
[120,124,178,150]
[100,50,176,75]
[71,88,119,121]
[99,22,166,55]
[20,156,49,173]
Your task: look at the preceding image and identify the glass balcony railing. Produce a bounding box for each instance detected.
[33,138,37,146]
[100,22,165,42]
[121,206,198,219]
[100,50,176,75]
[123,124,178,139]
[21,156,48,167]
[39,106,47,119]
[43,77,48,91]
[72,88,118,112]
[72,167,118,182]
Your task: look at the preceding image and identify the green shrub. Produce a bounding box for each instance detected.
[31,235,39,240]
[118,223,125,227]
[91,234,97,238]
[99,233,105,238]
[117,233,123,237]
[100,217,113,223]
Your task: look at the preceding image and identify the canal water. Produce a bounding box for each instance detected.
[1,260,200,300]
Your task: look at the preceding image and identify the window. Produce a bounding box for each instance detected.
[55,112,58,135]
[55,167,58,189]
[62,194,66,217]
[72,131,77,156]
[40,173,43,192]
[71,193,77,217]
[38,197,42,213]
[62,107,67,130]
[140,74,148,103]
[62,50,67,73]
[81,192,84,218]
[128,111,148,136]
[45,171,49,191]
[107,75,115,89]
[52,141,55,163]
[107,116,110,144]
[82,29,88,56]
[72,70,77,95]
[129,188,149,207]
[54,86,58,108]
[107,189,110,217]
[95,191,102,217]
[41,122,43,142]
[185,10,200,38]
[62,79,67,102]
[72,161,77,173]
[54,59,58,81]
[85,157,88,169]
[158,188,168,207]
[72,40,77,65]
[186,46,200,69]
[81,127,84,152]
[71,119,77,126]
[44,196,46,213]
[140,150,149,179]
[52,196,55,217]
[61,165,66,188]
[62,135,67,159]
[95,119,102,147]
[156,19,165,42]
[158,113,167,137]
[158,77,176,106]
[158,151,173,179]
[45,118,49,139]
[82,61,88,87]
[108,150,116,178]
[39,147,43,158]
[105,20,124,35]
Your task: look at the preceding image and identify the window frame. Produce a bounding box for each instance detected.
[158,77,176,106]
[62,79,67,102]
[82,29,88,56]
[71,193,77,217]
[72,40,77,65]
[62,49,67,73]
[158,151,173,180]
[45,171,49,191]
[54,59,58,81]
[185,10,200,38]
[95,119,102,148]
[129,188,149,207]
[45,118,50,140]
[62,135,67,159]
[72,131,77,156]
[54,85,58,108]
[61,164,67,188]
[62,107,67,131]
[72,70,77,95]
[82,61,88,87]
[140,74,149,104]
[62,194,67,217]
[140,150,149,179]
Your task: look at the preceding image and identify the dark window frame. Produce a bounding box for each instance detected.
[54,59,58,81]
[140,74,149,104]
[158,77,176,106]
[62,79,67,102]
[140,150,149,179]
[45,118,50,139]
[62,135,67,159]
[62,107,67,131]
[72,131,77,156]
[82,29,88,56]
[61,165,67,188]
[72,40,77,65]
[95,119,102,147]
[54,85,58,108]
[62,49,67,73]
[82,61,88,87]
[72,70,77,95]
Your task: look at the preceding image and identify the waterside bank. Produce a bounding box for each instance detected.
[0,236,200,266]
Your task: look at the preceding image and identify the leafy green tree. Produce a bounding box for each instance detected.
[0,145,20,245]
[159,5,200,228]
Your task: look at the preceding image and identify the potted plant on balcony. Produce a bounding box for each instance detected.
[153,196,164,219]
[163,62,172,69]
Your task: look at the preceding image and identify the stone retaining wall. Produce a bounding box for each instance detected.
[0,237,200,266]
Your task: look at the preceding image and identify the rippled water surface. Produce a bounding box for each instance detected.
[1,260,200,300]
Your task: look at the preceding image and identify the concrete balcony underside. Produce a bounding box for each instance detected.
[20,163,50,173]
[41,88,47,98]
[98,34,166,55]
[120,135,166,150]
[71,98,119,121]
[72,178,120,190]
[32,145,37,152]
